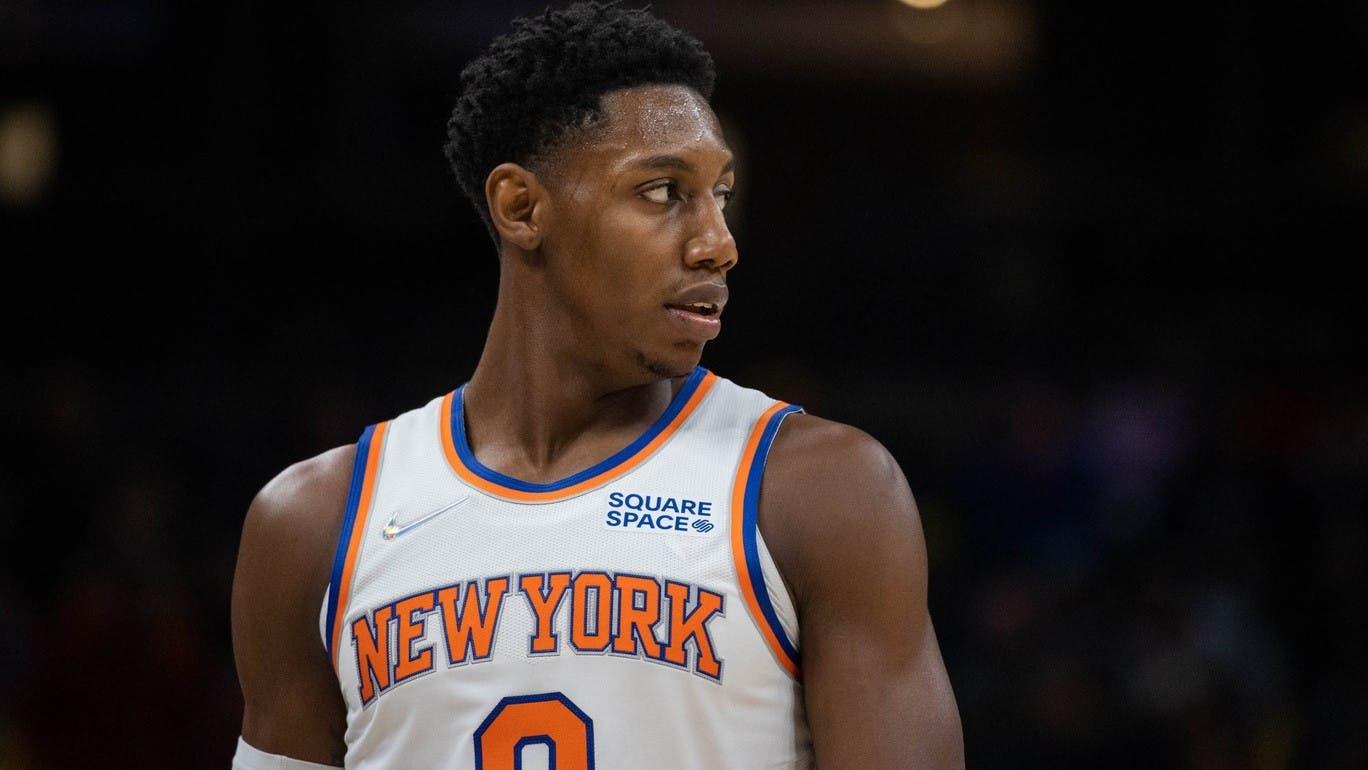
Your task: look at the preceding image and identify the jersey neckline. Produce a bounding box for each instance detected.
[440,366,717,503]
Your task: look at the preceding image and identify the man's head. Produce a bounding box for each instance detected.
[444,2,738,380]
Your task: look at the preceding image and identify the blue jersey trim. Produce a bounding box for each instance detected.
[450,366,708,493]
[323,423,376,661]
[742,404,804,667]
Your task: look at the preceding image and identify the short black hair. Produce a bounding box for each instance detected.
[443,1,717,244]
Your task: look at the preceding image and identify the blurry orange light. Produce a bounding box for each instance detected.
[0,105,57,206]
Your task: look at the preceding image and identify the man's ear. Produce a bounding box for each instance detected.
[485,162,550,252]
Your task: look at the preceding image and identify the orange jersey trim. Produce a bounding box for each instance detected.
[730,401,802,678]
[330,420,389,668]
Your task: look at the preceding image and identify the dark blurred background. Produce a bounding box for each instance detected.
[2,0,1365,767]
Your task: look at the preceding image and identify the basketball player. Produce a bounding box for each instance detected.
[231,3,964,768]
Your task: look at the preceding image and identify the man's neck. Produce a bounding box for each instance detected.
[461,274,682,478]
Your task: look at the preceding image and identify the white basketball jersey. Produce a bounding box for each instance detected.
[318,367,813,769]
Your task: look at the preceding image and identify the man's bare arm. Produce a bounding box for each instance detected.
[231,445,355,766]
[760,415,965,769]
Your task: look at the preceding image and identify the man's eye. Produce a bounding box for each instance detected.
[715,188,734,211]
[641,183,676,204]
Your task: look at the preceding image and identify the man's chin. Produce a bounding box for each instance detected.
[635,346,703,380]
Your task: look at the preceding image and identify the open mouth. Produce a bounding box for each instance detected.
[664,301,721,317]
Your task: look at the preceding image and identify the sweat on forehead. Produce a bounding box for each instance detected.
[550,85,724,167]
[525,86,716,173]
[534,85,725,182]
[597,85,720,143]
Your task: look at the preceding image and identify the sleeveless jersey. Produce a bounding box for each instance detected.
[318,367,813,768]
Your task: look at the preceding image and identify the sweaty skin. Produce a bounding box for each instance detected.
[231,83,965,768]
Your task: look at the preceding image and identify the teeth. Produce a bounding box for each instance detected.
[668,301,719,316]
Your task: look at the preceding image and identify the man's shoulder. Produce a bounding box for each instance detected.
[762,412,907,520]
[249,444,358,535]
[756,412,920,602]
[237,444,359,604]
[768,412,891,474]
[706,371,900,492]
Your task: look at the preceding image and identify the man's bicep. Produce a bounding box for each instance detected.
[764,420,964,768]
[231,453,352,766]
[802,597,963,768]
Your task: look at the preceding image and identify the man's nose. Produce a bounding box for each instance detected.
[683,196,738,272]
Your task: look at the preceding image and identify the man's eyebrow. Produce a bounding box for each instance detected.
[629,153,736,176]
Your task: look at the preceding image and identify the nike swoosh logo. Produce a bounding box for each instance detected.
[381,496,469,540]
